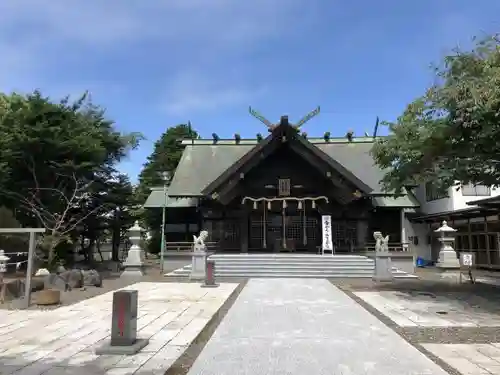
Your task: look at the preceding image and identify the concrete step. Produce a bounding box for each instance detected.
[165,254,417,279]
[176,265,399,272]
[209,255,370,261]
[205,264,378,269]
[168,268,412,276]
[207,259,376,264]
[166,271,416,279]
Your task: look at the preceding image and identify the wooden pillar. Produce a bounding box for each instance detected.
[467,217,473,262]
[400,208,406,250]
[240,208,249,253]
[485,216,491,267]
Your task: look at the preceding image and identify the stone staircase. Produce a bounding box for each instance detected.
[165,254,417,279]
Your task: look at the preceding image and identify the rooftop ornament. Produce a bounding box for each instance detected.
[211,133,219,144]
[346,130,354,142]
[256,133,263,142]
[248,106,321,133]
[323,131,331,142]
[234,133,241,144]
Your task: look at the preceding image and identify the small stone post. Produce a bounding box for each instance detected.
[121,221,145,278]
[372,231,394,282]
[0,250,10,303]
[190,231,208,281]
[95,290,149,355]
[435,220,460,269]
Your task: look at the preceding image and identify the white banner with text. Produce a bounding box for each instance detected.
[321,215,333,251]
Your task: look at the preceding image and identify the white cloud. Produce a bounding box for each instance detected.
[162,70,267,116]
[0,0,302,46]
[0,0,307,109]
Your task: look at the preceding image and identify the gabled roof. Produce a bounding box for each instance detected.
[166,126,419,210]
[201,118,372,197]
[168,140,388,198]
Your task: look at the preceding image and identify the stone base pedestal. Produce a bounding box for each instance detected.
[121,266,144,279]
[436,249,460,269]
[95,338,149,355]
[190,252,207,281]
[437,269,461,283]
[373,253,394,282]
[121,249,145,278]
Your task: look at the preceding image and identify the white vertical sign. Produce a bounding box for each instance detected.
[321,215,333,251]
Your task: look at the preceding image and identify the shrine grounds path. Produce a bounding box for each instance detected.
[186,278,449,375]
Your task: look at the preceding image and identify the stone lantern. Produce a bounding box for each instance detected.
[121,221,145,278]
[435,220,460,269]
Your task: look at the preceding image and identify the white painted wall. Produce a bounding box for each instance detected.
[452,185,500,210]
[413,185,453,215]
[414,183,500,214]
[403,215,431,259]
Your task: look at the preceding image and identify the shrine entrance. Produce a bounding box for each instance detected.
[246,197,325,252]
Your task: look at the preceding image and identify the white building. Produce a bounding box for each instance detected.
[407,182,500,269]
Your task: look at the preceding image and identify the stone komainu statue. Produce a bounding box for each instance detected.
[193,230,209,252]
[373,231,389,252]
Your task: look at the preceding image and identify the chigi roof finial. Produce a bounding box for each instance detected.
[248,106,321,133]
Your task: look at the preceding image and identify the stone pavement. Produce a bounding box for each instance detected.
[0,282,237,375]
[186,278,449,375]
[354,290,500,375]
[423,343,500,375]
[354,291,500,327]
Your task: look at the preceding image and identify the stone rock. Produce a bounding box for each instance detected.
[44,269,83,291]
[82,269,102,287]
[30,277,45,292]
[35,268,50,276]
[44,274,66,291]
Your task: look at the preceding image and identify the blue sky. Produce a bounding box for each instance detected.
[1,0,499,182]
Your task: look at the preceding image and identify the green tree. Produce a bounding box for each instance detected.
[137,124,198,200]
[371,35,500,194]
[137,124,198,253]
[0,90,142,266]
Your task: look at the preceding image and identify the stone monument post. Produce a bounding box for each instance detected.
[121,221,145,278]
[95,290,149,355]
[190,230,209,281]
[435,220,460,269]
[372,231,394,282]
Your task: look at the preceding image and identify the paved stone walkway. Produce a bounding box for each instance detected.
[0,282,237,375]
[187,278,449,375]
[355,291,500,327]
[423,343,500,375]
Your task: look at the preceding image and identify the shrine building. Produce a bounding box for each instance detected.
[144,114,419,255]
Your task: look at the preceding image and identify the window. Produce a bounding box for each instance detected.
[461,183,491,196]
[278,178,291,196]
[425,182,449,201]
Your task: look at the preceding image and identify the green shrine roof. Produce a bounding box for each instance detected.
[143,187,198,208]
[162,137,419,209]
[168,139,383,196]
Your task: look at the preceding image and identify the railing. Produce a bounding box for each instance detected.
[164,241,217,253]
[363,242,411,252]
